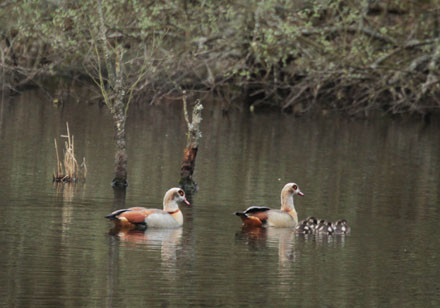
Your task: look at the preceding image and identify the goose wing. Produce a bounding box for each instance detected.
[243,206,272,214]
[235,206,272,227]
[106,207,158,224]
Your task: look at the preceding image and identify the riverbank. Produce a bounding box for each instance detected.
[1,1,439,116]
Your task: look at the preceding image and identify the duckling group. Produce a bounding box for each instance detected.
[295,217,350,235]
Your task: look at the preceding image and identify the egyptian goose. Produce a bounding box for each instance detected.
[315,219,327,232]
[305,216,318,232]
[317,221,335,235]
[105,187,190,229]
[295,220,313,234]
[235,183,304,228]
[333,219,351,234]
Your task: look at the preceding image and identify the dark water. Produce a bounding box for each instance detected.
[0,92,439,307]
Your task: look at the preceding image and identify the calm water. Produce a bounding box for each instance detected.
[0,92,439,307]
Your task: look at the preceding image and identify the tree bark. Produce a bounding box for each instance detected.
[112,117,128,187]
[111,88,128,188]
[179,97,203,194]
[180,146,198,179]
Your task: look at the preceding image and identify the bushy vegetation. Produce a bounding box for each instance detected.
[1,0,439,116]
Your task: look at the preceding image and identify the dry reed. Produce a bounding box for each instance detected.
[53,122,87,182]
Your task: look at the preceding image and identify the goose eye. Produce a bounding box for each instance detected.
[292,185,298,190]
[178,190,184,196]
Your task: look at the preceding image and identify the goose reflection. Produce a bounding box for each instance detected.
[236,226,296,265]
[106,227,183,308]
[108,227,183,266]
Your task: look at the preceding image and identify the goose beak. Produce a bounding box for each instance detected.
[297,191,304,196]
[183,198,191,206]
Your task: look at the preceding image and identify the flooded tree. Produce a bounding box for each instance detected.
[180,93,203,194]
[2,1,165,186]
[88,0,162,187]
[92,0,129,187]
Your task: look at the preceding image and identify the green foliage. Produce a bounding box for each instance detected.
[2,0,440,115]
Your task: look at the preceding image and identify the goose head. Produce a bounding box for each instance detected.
[280,183,304,218]
[281,183,304,198]
[163,188,191,211]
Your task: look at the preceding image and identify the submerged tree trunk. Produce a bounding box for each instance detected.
[111,95,128,187]
[179,95,203,194]
[112,116,128,187]
[180,146,198,183]
[111,75,128,188]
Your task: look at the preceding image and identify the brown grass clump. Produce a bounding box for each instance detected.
[53,122,87,182]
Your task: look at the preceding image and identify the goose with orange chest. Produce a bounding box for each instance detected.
[235,183,304,228]
[105,188,190,229]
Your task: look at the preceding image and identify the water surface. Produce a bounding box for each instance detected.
[0,92,439,307]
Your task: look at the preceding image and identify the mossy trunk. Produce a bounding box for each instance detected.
[111,96,128,188]
[179,98,203,194]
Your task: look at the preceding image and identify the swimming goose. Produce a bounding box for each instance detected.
[305,216,318,232]
[295,220,313,234]
[333,219,351,234]
[235,183,304,228]
[315,219,327,231]
[317,221,335,235]
[105,187,190,229]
